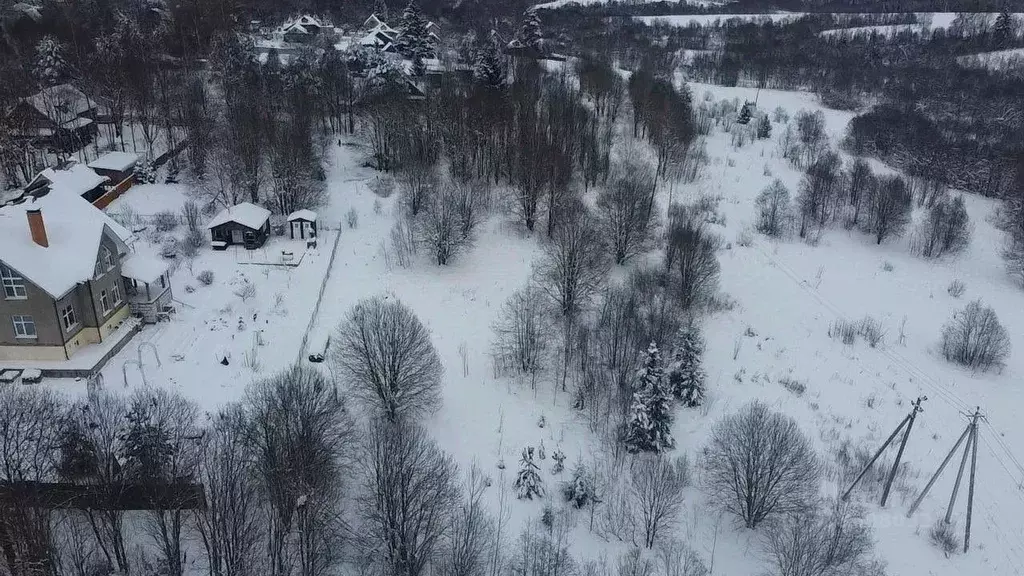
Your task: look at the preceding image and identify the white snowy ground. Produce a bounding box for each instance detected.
[957,48,1024,71]
[819,24,925,38]
[55,84,1024,575]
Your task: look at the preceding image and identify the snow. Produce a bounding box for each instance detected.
[20,369,41,380]
[88,151,139,172]
[23,83,94,120]
[0,186,129,298]
[38,163,108,198]
[120,253,168,285]
[958,48,1024,70]
[637,12,807,26]
[287,209,318,222]
[105,183,188,217]
[206,202,271,230]
[536,0,733,8]
[820,24,924,38]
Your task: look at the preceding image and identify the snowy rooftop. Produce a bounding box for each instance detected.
[0,187,131,298]
[88,151,139,172]
[23,84,94,121]
[37,163,108,198]
[120,253,168,285]
[207,202,271,230]
[287,209,318,222]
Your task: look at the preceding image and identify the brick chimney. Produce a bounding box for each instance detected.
[26,209,48,248]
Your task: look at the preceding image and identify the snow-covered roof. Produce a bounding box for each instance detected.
[88,152,139,172]
[364,14,384,29]
[287,209,318,222]
[207,203,271,230]
[281,14,324,34]
[23,84,95,122]
[120,253,168,285]
[37,163,108,198]
[0,186,131,299]
[360,26,396,47]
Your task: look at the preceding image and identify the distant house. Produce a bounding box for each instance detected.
[359,14,399,49]
[88,152,139,184]
[287,210,317,240]
[281,15,326,44]
[6,84,99,151]
[207,203,272,250]
[0,182,169,361]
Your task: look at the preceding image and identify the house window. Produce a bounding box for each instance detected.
[1,264,27,299]
[100,290,110,314]
[12,315,36,339]
[61,303,77,332]
[103,247,116,271]
[112,282,122,305]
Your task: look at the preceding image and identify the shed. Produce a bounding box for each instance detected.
[207,203,272,250]
[287,209,318,240]
[88,152,139,183]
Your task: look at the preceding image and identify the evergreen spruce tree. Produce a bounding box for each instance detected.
[994,9,1014,48]
[514,447,544,499]
[757,114,772,139]
[623,343,674,453]
[395,0,433,76]
[517,8,543,51]
[667,325,707,408]
[738,101,754,125]
[473,30,506,88]
[562,462,594,508]
[33,36,69,87]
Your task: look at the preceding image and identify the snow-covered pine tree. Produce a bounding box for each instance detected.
[993,9,1015,48]
[562,462,594,508]
[623,342,674,453]
[738,101,754,125]
[514,447,544,500]
[757,114,772,139]
[473,30,506,88]
[517,8,543,51]
[395,0,433,76]
[34,36,69,87]
[667,325,707,407]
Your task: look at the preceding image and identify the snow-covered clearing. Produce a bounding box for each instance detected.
[46,80,1024,576]
[958,47,1024,71]
[819,24,924,38]
[536,0,732,9]
[636,12,806,27]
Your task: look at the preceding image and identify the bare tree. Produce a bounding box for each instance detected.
[913,194,972,258]
[762,499,876,576]
[359,419,459,576]
[399,161,439,217]
[437,464,496,576]
[862,175,912,245]
[658,539,708,576]
[194,405,263,576]
[940,299,1011,372]
[797,152,842,238]
[664,206,721,310]
[491,286,550,383]
[756,179,791,237]
[0,385,63,574]
[597,151,658,264]
[845,158,874,227]
[617,548,655,576]
[419,181,480,265]
[703,401,821,529]
[332,295,443,420]
[629,456,690,548]
[247,365,353,576]
[506,518,576,576]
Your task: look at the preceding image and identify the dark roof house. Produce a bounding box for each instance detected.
[207,203,272,250]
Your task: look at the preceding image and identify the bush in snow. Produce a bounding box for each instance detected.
[563,462,595,508]
[346,207,359,229]
[666,325,706,407]
[551,450,566,474]
[912,194,972,258]
[153,210,179,232]
[756,114,772,139]
[623,343,674,453]
[929,519,959,557]
[763,499,879,576]
[664,205,721,310]
[947,279,966,298]
[418,181,479,266]
[755,180,791,238]
[514,447,544,500]
[333,295,444,420]
[861,175,912,245]
[197,270,214,286]
[703,401,821,529]
[233,282,256,302]
[940,299,1011,372]
[658,539,709,576]
[135,158,157,184]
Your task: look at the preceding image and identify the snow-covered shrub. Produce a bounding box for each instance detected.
[233,282,256,302]
[418,181,479,266]
[181,200,201,233]
[657,539,708,576]
[829,319,856,345]
[703,401,821,529]
[947,279,966,298]
[929,519,958,557]
[756,114,772,139]
[563,463,594,508]
[346,207,359,229]
[551,450,566,474]
[881,261,894,272]
[178,235,200,261]
[491,286,549,380]
[772,106,789,123]
[197,270,214,286]
[664,205,721,310]
[940,300,1010,372]
[763,499,878,576]
[735,225,754,247]
[833,438,916,503]
[755,180,791,237]
[388,217,417,268]
[135,158,157,184]
[184,228,204,249]
[857,316,886,348]
[778,376,806,397]
[667,325,706,407]
[912,194,972,258]
[514,447,544,500]
[153,211,179,232]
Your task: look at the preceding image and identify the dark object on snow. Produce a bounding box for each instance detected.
[220,357,229,366]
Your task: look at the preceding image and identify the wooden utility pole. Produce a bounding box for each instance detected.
[842,396,926,504]
[907,407,983,553]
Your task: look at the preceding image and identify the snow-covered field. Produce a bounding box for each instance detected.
[47,79,1024,576]
[636,12,807,27]
[535,0,733,9]
[820,24,924,38]
[958,48,1024,71]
